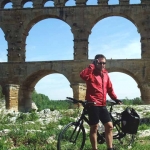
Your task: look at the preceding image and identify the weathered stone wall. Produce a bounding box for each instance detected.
[0,0,150,111]
[4,84,19,111]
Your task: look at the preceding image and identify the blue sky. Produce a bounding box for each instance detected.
[0,0,142,100]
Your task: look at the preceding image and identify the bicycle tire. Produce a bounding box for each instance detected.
[113,120,136,149]
[118,133,135,147]
[57,122,86,150]
[113,134,136,150]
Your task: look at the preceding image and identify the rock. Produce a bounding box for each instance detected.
[32,101,38,111]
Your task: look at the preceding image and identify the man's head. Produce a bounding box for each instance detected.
[94,54,106,71]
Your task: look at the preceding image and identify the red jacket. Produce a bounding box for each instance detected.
[80,64,117,106]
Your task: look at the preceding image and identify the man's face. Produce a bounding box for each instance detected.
[95,57,106,71]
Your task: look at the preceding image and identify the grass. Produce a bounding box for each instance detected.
[0,100,150,149]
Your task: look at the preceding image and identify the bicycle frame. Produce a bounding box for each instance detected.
[58,97,134,150]
[67,108,89,144]
[71,101,127,144]
[67,106,107,145]
[109,104,126,140]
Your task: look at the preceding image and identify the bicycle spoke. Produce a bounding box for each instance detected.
[113,134,136,150]
[57,122,86,150]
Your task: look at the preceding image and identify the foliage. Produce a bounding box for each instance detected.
[0,88,149,149]
[8,126,57,149]
[0,136,11,149]
[59,116,75,126]
[16,113,29,123]
[28,111,39,121]
[32,90,50,111]
[122,97,144,105]
[138,123,150,130]
[32,90,74,111]
[32,90,144,112]
[0,103,149,149]
[16,112,39,123]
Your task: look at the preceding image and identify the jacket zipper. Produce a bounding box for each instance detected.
[101,73,104,105]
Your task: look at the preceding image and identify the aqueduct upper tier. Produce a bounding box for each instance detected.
[0,0,150,111]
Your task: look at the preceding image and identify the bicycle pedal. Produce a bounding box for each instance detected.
[97,137,105,144]
[98,140,105,144]
[119,132,125,138]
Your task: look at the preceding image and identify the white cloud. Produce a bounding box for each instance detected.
[103,39,141,59]
[89,39,141,59]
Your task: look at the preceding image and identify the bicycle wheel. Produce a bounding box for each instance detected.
[119,133,136,147]
[57,122,86,150]
[113,132,136,149]
[112,119,136,149]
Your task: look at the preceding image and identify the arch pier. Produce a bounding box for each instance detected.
[0,0,150,111]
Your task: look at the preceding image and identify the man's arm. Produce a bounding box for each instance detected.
[80,64,95,81]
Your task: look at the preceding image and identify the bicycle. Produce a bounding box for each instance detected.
[57,97,137,150]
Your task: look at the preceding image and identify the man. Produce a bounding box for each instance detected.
[80,54,121,150]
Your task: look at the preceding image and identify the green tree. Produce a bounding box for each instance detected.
[122,97,143,105]
[31,90,73,111]
[32,90,51,110]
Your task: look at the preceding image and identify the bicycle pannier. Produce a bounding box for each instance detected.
[121,107,140,134]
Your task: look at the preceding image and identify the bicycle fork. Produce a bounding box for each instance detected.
[113,120,126,143]
[97,131,106,144]
[69,121,83,144]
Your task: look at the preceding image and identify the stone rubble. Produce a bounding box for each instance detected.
[0,101,150,138]
[110,105,150,137]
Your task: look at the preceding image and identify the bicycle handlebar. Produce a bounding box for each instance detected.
[106,100,117,105]
[66,97,83,103]
[107,100,123,105]
[66,97,122,106]
[66,97,96,106]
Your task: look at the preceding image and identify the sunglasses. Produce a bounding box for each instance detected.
[97,62,106,65]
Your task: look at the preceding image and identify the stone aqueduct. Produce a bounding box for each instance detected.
[0,0,150,111]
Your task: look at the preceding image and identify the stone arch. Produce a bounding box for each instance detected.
[108,0,119,5]
[23,16,73,61]
[87,13,141,60]
[44,0,54,7]
[19,69,72,111]
[0,28,7,62]
[86,0,97,5]
[89,15,141,59]
[107,67,142,97]
[0,84,4,96]
[23,15,71,42]
[90,13,141,38]
[108,67,140,85]
[65,0,76,6]
[1,0,12,8]
[21,0,32,7]
[22,69,71,88]
[0,27,6,40]
[1,1,150,112]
